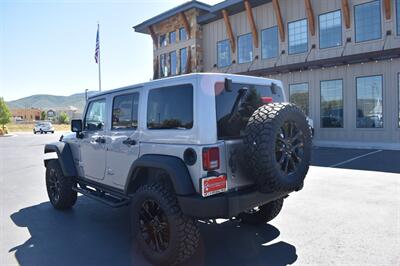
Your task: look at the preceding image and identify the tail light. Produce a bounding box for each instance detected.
[202,147,220,171]
[261,97,273,103]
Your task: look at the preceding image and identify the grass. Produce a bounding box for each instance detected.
[6,123,71,133]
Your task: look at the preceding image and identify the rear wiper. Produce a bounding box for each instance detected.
[227,88,248,123]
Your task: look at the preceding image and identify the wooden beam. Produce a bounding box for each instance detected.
[341,0,351,29]
[179,12,191,39]
[222,9,236,53]
[243,0,259,48]
[304,0,315,36]
[384,0,391,20]
[272,0,285,42]
[148,25,158,48]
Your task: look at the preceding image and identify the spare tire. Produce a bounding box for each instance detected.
[243,103,311,192]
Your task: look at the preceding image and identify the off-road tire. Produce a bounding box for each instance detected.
[45,159,77,209]
[238,198,284,225]
[244,103,311,192]
[131,183,200,266]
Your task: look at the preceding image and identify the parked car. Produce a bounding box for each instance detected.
[33,121,54,134]
[44,73,312,265]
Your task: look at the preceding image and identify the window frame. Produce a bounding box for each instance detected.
[111,92,140,131]
[320,79,344,128]
[354,0,382,43]
[146,84,194,130]
[180,47,187,74]
[289,82,310,116]
[159,34,167,47]
[169,50,177,76]
[237,33,253,64]
[169,31,176,44]
[179,27,187,41]
[355,74,384,129]
[83,98,106,131]
[318,9,343,49]
[261,26,279,60]
[288,18,309,55]
[217,39,231,68]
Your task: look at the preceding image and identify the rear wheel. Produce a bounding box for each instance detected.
[45,159,77,209]
[131,183,199,266]
[239,198,284,225]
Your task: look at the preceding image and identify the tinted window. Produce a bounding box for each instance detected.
[179,27,187,41]
[147,84,193,129]
[112,93,139,130]
[238,33,253,63]
[261,26,279,59]
[180,48,187,74]
[85,99,106,130]
[289,83,309,115]
[288,19,308,54]
[217,40,231,68]
[356,75,383,128]
[215,82,284,139]
[169,31,176,44]
[170,51,177,75]
[319,10,342,48]
[355,0,381,42]
[320,80,343,128]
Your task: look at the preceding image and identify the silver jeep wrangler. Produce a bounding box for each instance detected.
[44,73,311,265]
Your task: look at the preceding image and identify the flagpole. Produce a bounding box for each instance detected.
[97,23,102,92]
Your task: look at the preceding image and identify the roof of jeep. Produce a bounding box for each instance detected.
[88,73,282,100]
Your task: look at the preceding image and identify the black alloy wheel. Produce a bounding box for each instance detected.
[139,199,170,253]
[47,168,61,203]
[276,121,305,176]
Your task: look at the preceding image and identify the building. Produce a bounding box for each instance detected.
[134,0,400,150]
[11,108,41,121]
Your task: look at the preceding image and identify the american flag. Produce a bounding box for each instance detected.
[94,24,100,64]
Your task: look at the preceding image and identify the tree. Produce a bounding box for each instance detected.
[40,110,46,120]
[0,97,11,130]
[58,112,69,124]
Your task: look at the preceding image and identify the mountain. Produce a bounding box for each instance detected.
[6,91,98,111]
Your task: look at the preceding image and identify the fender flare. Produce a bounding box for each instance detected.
[44,142,77,177]
[125,154,196,196]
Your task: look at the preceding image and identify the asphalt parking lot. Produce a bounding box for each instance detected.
[1,133,399,266]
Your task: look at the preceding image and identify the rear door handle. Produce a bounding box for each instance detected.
[122,138,137,146]
[95,137,106,144]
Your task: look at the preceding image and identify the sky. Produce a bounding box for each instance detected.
[0,0,222,101]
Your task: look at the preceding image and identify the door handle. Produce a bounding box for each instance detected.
[95,137,106,144]
[122,138,137,146]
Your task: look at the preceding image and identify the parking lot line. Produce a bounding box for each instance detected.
[329,149,383,168]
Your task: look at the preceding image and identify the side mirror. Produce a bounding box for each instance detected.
[71,119,83,133]
[224,78,233,92]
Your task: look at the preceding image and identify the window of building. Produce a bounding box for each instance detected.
[84,99,106,130]
[179,27,187,41]
[159,34,167,47]
[355,0,382,42]
[261,26,279,59]
[112,93,139,130]
[169,51,177,75]
[288,19,308,54]
[238,33,253,64]
[160,54,168,77]
[319,10,342,49]
[289,83,309,115]
[397,0,400,35]
[217,39,231,68]
[169,31,176,44]
[356,75,383,128]
[398,73,400,127]
[180,48,187,74]
[147,84,193,129]
[320,80,343,128]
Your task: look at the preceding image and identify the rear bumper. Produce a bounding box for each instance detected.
[177,188,289,219]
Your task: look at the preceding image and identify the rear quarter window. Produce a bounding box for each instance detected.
[147,84,193,129]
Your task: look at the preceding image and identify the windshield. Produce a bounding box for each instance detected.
[215,82,284,139]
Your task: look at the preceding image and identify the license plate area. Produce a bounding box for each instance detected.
[200,175,227,197]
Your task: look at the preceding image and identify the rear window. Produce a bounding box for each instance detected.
[215,82,284,139]
[147,84,193,129]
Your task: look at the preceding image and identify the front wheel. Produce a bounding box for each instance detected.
[45,159,77,209]
[131,183,199,265]
[238,198,284,225]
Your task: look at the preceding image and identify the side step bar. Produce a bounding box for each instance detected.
[73,185,131,208]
